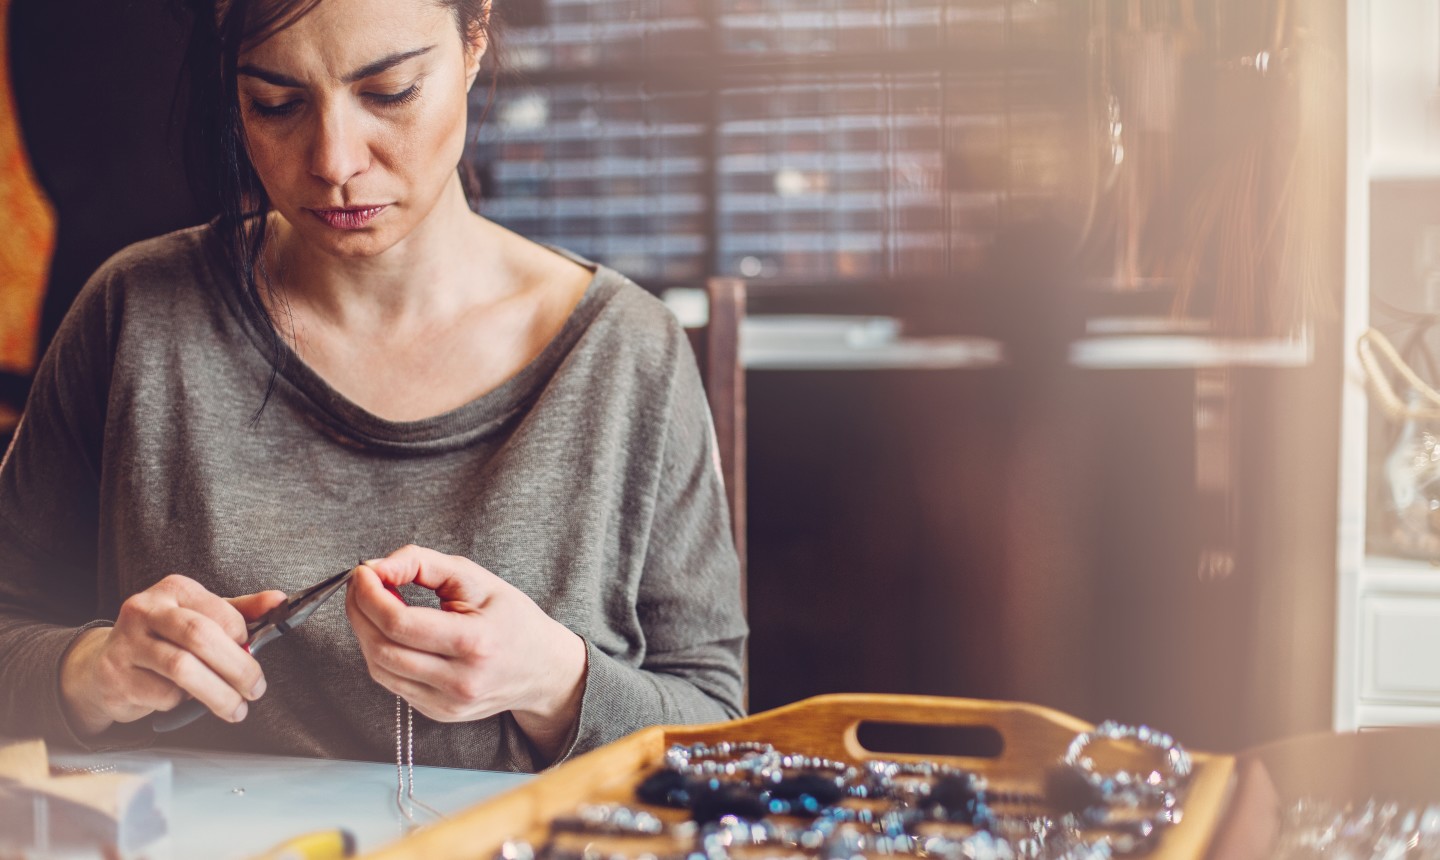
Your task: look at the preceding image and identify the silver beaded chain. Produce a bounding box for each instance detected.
[394,694,444,824]
[663,740,779,778]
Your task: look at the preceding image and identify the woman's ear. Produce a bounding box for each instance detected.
[463,15,490,90]
[466,35,489,89]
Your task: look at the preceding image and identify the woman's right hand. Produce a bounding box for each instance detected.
[59,575,287,737]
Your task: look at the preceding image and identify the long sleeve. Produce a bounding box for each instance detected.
[0,270,115,745]
[558,326,748,762]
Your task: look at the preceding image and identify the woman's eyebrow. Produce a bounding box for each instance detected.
[237,45,436,88]
[341,46,435,83]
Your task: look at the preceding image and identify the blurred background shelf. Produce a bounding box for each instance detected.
[742,316,1003,370]
[1069,332,1315,370]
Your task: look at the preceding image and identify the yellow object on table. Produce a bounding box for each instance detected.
[253,827,358,860]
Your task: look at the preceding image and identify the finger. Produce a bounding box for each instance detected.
[365,545,500,608]
[369,667,435,705]
[132,632,252,722]
[347,597,453,685]
[364,667,464,722]
[159,575,250,644]
[227,590,288,623]
[349,565,480,658]
[148,605,267,704]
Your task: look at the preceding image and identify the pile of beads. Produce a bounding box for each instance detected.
[1274,798,1440,859]
[496,722,1194,860]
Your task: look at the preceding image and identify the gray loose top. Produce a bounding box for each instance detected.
[0,224,747,771]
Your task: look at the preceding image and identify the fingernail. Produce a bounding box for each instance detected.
[231,702,248,722]
[249,677,267,700]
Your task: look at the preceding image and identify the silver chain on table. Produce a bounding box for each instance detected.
[394,694,444,824]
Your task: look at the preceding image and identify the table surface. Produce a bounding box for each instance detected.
[50,747,532,859]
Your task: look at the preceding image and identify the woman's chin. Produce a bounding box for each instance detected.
[291,219,404,260]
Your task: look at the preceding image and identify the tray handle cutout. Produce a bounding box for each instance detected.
[854,720,1005,759]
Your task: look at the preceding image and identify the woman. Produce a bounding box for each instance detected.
[0,0,746,771]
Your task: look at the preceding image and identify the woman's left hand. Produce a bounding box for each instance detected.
[344,545,587,763]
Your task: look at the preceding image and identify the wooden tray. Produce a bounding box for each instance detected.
[361,694,1236,860]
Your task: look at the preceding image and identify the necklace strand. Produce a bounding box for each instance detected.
[394,694,444,824]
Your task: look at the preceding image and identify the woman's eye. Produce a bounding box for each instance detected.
[366,85,421,108]
[249,99,301,119]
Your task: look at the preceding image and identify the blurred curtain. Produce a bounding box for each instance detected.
[0,0,54,435]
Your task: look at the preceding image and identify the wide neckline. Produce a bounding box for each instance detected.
[201,225,620,450]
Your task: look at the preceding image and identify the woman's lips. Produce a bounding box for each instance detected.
[307,205,388,230]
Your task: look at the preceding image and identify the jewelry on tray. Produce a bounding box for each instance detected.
[514,811,1122,860]
[664,741,779,779]
[550,804,676,838]
[636,768,704,808]
[499,722,1194,860]
[755,752,860,794]
[1059,721,1192,812]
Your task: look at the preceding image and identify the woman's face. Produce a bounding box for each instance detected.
[237,0,483,259]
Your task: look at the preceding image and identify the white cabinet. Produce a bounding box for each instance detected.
[1360,574,1440,699]
[1336,0,1440,730]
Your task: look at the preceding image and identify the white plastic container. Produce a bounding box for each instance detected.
[0,756,172,859]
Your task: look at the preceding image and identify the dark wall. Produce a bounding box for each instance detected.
[5,0,198,412]
[746,355,1341,755]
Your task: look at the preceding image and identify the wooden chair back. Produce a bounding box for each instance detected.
[683,276,747,709]
[683,276,747,606]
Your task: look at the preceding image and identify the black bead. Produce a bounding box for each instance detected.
[690,783,769,824]
[929,774,979,810]
[1044,766,1104,814]
[925,774,984,824]
[636,769,697,808]
[770,773,844,805]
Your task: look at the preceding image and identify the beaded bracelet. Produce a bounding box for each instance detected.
[863,760,983,801]
[654,743,861,819]
[756,752,859,788]
[863,759,969,795]
[663,741,779,779]
[1060,721,1192,811]
[549,804,674,838]
[639,767,845,820]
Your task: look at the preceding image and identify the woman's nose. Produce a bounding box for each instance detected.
[309,106,370,188]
